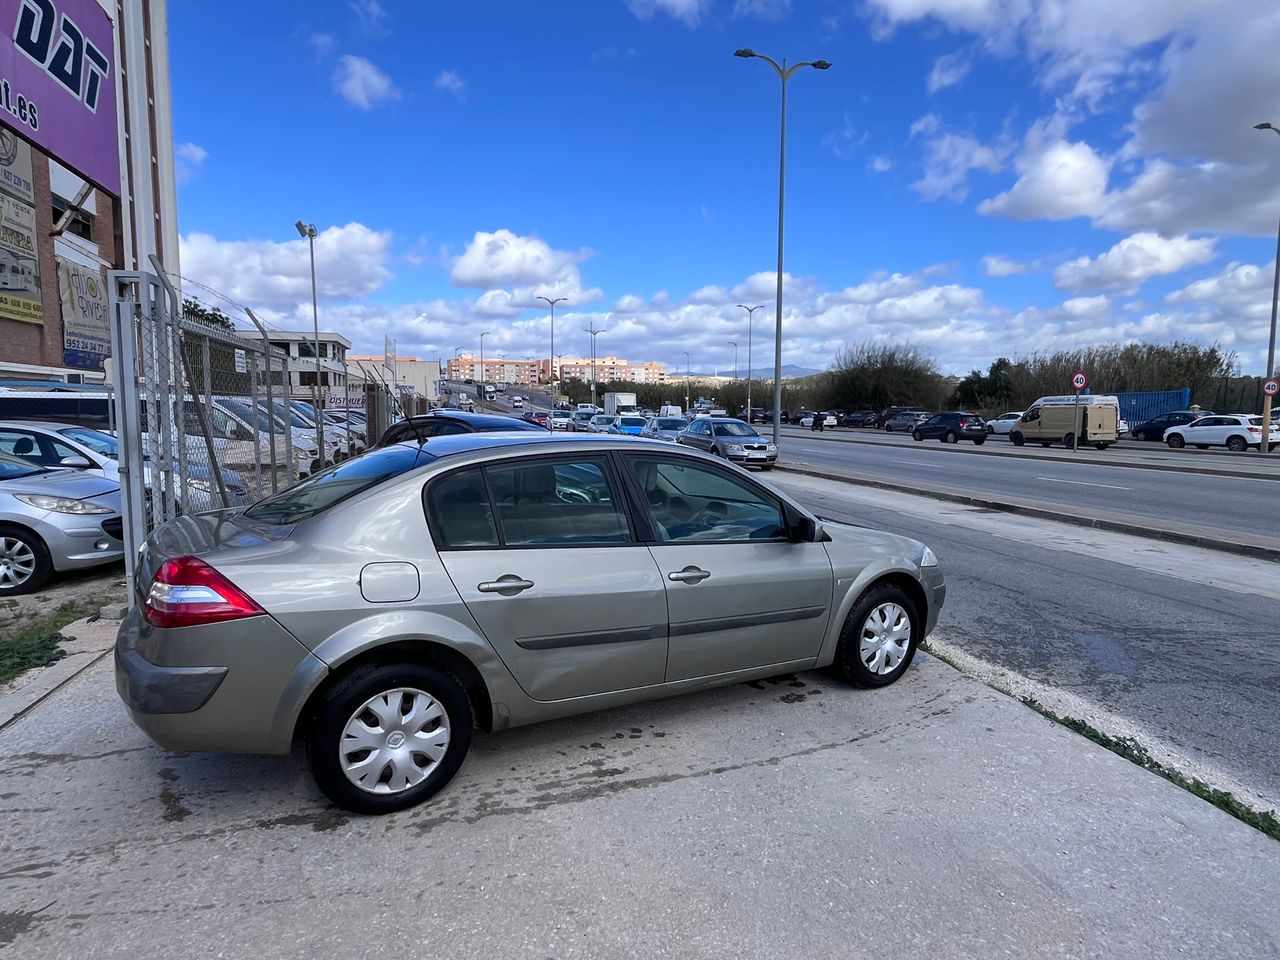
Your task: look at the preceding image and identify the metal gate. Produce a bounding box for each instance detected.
[108,261,300,598]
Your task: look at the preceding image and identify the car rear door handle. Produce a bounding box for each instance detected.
[477,576,535,595]
[668,566,711,584]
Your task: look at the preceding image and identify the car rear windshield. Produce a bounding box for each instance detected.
[244,446,430,524]
[620,417,647,427]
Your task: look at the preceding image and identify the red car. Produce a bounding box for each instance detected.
[531,411,550,427]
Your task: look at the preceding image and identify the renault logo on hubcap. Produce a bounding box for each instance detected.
[386,731,405,748]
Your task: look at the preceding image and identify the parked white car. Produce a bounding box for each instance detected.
[1164,415,1280,452]
[986,412,1024,436]
[800,413,837,428]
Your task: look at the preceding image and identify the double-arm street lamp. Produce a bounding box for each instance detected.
[294,220,324,458]
[738,303,763,417]
[728,341,738,381]
[537,296,569,399]
[584,321,604,407]
[479,332,490,397]
[684,351,691,413]
[735,48,831,443]
[1254,122,1280,454]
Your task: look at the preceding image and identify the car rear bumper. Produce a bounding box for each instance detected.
[114,606,328,755]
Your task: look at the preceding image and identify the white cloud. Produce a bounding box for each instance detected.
[824,114,864,159]
[979,139,1110,221]
[625,0,712,28]
[1053,232,1217,294]
[179,223,395,314]
[434,70,466,100]
[732,0,792,18]
[981,254,1036,277]
[909,112,941,137]
[913,132,1006,201]
[333,56,399,110]
[871,156,893,173]
[174,142,207,185]
[451,230,590,289]
[350,0,388,34]
[308,33,335,58]
[927,51,971,93]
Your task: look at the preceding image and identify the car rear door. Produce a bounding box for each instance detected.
[620,453,833,682]
[428,455,669,702]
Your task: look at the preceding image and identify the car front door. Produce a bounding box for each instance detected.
[918,415,944,438]
[622,453,833,682]
[1184,417,1222,445]
[428,455,669,702]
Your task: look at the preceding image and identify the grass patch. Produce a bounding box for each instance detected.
[0,599,106,686]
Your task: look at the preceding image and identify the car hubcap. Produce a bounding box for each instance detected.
[339,687,451,795]
[0,537,36,588]
[859,602,911,675]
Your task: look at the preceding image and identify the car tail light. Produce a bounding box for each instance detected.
[958,421,968,428]
[1248,427,1261,434]
[145,556,265,628]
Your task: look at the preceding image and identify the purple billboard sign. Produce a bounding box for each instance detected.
[0,0,120,195]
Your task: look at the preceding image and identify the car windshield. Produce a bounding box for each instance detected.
[0,450,44,480]
[244,446,429,524]
[655,419,685,430]
[59,427,118,458]
[714,422,759,437]
[268,401,313,428]
[217,398,280,433]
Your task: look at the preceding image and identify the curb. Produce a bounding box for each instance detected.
[776,464,1280,562]
[0,616,121,734]
[778,428,1280,482]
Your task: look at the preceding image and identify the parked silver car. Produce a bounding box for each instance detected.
[0,451,124,595]
[116,434,945,814]
[640,416,687,442]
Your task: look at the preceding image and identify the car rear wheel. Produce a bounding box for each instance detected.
[833,582,920,688]
[0,525,52,597]
[1226,436,1248,452]
[912,430,923,442]
[973,437,986,445]
[1063,432,1075,449]
[1010,431,1025,447]
[1167,434,1186,449]
[307,662,472,815]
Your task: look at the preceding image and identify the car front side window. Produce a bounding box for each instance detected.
[625,455,787,544]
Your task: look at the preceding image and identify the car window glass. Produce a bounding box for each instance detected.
[485,458,631,546]
[626,456,787,543]
[1024,408,1040,422]
[426,468,499,548]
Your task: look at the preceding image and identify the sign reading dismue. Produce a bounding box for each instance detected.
[0,0,120,195]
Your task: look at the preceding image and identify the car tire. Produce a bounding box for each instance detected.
[973,437,986,445]
[943,431,958,444]
[832,582,921,688]
[1063,432,1075,449]
[1167,434,1186,449]
[1010,431,1025,447]
[0,525,53,597]
[884,425,892,432]
[306,662,473,815]
[1226,436,1248,452]
[1194,444,1209,449]
[912,430,923,442]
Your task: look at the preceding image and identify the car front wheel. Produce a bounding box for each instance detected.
[833,582,920,688]
[307,662,472,815]
[1167,434,1186,449]
[0,525,52,596]
[1010,431,1025,447]
[943,431,958,444]
[912,430,923,442]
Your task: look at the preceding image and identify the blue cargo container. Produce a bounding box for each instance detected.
[1115,389,1192,427]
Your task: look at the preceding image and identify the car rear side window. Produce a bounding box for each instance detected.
[426,468,499,548]
[485,458,631,546]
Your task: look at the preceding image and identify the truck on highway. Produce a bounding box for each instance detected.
[483,384,496,402]
[603,392,638,416]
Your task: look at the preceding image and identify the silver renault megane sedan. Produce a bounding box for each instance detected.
[116,433,946,814]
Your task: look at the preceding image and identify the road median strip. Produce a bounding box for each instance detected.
[777,462,1280,561]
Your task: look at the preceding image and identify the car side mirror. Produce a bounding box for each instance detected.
[784,503,822,543]
[59,455,92,469]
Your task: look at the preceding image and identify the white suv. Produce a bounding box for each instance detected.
[1165,414,1280,452]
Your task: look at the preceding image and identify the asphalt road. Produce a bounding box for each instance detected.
[772,473,1280,808]
[779,432,1280,541]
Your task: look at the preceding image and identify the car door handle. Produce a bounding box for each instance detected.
[477,576,535,594]
[668,566,711,584]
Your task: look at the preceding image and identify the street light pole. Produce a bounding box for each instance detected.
[1254,122,1280,454]
[728,341,738,380]
[737,304,763,419]
[684,351,691,413]
[480,332,489,403]
[295,220,324,461]
[736,49,831,444]
[538,296,568,402]
[583,321,603,407]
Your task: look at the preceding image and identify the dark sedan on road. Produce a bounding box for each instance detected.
[912,412,988,445]
[678,416,777,468]
[376,410,546,447]
[1130,410,1216,441]
[841,410,879,428]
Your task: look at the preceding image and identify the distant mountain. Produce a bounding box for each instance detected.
[689,364,824,380]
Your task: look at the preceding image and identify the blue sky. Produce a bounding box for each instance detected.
[170,0,1280,377]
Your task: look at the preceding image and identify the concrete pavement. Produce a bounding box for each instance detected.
[2,649,1278,959]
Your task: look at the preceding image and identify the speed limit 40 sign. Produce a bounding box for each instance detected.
[1265,378,1279,397]
[1072,370,1088,391]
